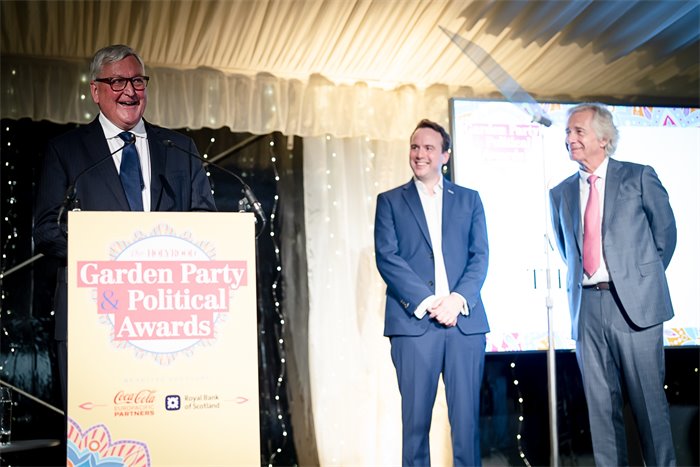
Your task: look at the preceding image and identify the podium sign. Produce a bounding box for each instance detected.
[66,211,260,466]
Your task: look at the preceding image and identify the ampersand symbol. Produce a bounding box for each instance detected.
[100,290,119,311]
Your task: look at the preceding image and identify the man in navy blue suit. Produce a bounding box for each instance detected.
[34,44,216,411]
[374,119,489,466]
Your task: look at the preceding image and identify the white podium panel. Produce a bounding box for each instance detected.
[67,211,259,466]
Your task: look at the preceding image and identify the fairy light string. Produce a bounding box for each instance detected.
[265,137,289,466]
[0,122,19,378]
[512,359,532,467]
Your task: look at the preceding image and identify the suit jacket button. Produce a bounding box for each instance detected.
[428,280,434,287]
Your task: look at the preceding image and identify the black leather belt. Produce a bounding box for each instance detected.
[583,282,612,290]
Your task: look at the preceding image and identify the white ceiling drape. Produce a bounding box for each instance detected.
[2,0,698,138]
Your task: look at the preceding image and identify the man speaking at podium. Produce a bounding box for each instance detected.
[33,44,217,411]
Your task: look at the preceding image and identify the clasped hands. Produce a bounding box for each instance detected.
[428,293,464,327]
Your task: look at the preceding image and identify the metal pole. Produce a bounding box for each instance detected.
[544,239,559,466]
[542,131,559,466]
[0,253,43,279]
[0,378,64,416]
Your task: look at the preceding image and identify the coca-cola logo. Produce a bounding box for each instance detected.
[114,389,156,405]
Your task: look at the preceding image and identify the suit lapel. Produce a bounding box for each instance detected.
[561,174,582,252]
[146,123,166,211]
[401,181,432,248]
[442,179,456,242]
[603,158,622,234]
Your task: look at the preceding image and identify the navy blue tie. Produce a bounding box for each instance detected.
[118,132,144,211]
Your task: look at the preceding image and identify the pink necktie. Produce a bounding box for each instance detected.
[583,174,601,277]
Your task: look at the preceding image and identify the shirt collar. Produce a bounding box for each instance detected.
[414,176,444,196]
[99,113,147,139]
[579,156,609,182]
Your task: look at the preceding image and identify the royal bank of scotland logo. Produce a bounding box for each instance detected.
[76,224,248,363]
[165,395,181,411]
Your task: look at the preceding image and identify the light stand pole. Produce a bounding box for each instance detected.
[541,133,559,467]
[544,232,559,466]
[440,26,559,465]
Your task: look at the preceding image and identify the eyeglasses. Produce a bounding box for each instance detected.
[94,76,150,91]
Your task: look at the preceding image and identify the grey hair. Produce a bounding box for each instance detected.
[567,103,619,156]
[89,44,145,80]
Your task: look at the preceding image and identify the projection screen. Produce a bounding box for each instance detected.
[450,99,700,352]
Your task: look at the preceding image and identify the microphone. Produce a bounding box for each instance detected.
[161,139,267,228]
[56,135,136,230]
[532,112,552,127]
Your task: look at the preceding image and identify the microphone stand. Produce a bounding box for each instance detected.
[540,132,559,467]
[0,253,44,279]
[0,378,64,416]
[162,139,267,237]
[441,27,558,464]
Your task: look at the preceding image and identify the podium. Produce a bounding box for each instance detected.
[66,211,260,465]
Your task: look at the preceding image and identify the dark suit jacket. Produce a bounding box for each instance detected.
[549,157,676,340]
[34,117,217,340]
[374,178,489,337]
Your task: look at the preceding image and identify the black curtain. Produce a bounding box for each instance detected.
[0,120,300,466]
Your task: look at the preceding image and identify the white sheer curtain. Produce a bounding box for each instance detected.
[0,55,458,140]
[303,135,454,466]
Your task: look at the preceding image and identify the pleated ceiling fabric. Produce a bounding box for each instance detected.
[2,0,698,138]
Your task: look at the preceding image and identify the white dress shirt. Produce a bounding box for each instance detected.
[413,176,468,318]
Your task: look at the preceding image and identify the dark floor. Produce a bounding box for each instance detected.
[1,348,697,467]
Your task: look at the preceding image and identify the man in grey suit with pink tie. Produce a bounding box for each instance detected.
[375,119,489,466]
[550,103,676,466]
